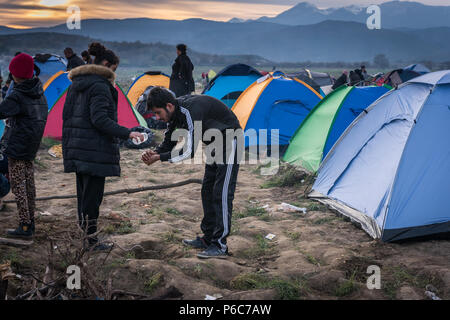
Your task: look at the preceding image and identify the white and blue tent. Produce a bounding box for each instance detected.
[310,70,450,242]
[404,63,431,75]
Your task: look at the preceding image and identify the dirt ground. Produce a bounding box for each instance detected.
[0,135,449,300]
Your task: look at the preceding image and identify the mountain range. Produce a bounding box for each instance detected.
[0,1,449,64]
[254,1,450,29]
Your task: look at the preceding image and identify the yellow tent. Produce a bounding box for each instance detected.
[207,69,217,80]
[127,71,170,106]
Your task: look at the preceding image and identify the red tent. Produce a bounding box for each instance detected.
[43,84,147,140]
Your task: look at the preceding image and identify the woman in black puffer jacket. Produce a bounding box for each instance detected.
[62,43,144,250]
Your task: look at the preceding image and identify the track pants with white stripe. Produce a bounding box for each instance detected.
[200,140,239,253]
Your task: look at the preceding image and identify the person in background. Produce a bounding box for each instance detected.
[360,65,368,81]
[1,79,10,99]
[349,70,362,86]
[62,42,144,251]
[64,47,85,71]
[0,53,48,239]
[81,50,92,64]
[169,44,195,97]
[332,70,348,90]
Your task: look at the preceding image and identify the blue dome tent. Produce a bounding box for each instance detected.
[310,70,450,242]
[232,75,323,149]
[33,54,67,85]
[202,63,262,108]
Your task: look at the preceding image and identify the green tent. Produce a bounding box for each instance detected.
[283,85,390,172]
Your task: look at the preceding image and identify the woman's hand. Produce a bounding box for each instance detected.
[129,131,145,143]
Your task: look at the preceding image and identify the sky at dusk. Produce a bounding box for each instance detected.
[1,0,450,28]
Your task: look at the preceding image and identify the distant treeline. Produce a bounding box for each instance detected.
[1,32,448,74]
[0,32,272,68]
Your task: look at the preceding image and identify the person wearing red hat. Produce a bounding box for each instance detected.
[0,53,48,240]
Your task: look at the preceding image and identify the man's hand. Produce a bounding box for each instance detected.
[142,150,160,166]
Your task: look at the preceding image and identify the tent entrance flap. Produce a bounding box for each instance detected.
[309,191,382,239]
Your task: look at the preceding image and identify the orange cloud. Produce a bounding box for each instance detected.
[1,0,290,28]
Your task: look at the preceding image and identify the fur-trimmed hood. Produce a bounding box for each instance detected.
[68,64,116,87]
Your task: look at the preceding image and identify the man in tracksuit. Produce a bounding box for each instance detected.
[142,87,241,259]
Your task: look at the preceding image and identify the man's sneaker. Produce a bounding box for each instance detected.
[182,236,209,249]
[197,245,228,259]
[6,223,33,240]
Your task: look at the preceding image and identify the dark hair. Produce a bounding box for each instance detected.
[147,87,176,111]
[64,47,74,55]
[14,52,22,56]
[88,42,120,67]
[81,50,90,58]
[176,44,187,54]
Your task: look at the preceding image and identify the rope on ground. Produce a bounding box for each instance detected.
[3,178,203,203]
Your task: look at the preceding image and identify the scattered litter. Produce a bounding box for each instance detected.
[425,284,438,293]
[265,233,276,240]
[425,291,441,300]
[279,203,307,214]
[205,293,223,300]
[39,211,53,216]
[48,144,62,158]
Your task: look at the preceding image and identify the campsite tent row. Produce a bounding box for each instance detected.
[215,67,447,242]
[38,65,447,242]
[202,64,334,107]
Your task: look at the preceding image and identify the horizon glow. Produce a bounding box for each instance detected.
[1,0,449,29]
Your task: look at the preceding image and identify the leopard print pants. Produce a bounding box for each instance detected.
[8,158,36,225]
